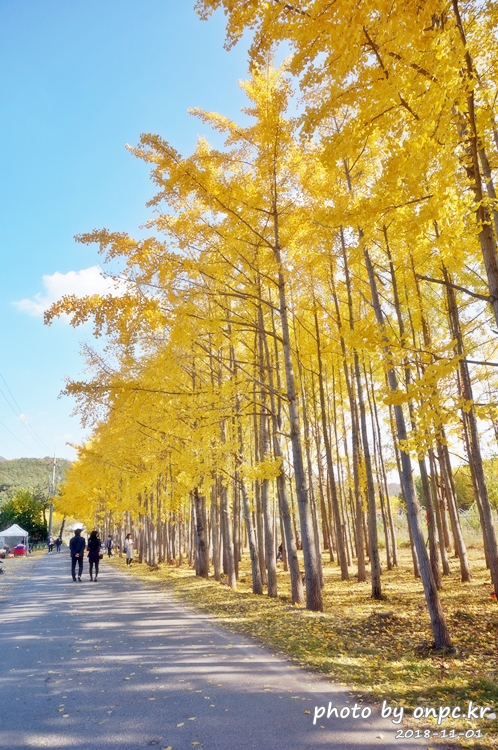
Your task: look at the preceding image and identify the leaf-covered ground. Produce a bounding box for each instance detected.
[110,547,498,748]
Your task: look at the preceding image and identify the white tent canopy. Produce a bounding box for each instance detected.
[0,523,29,537]
[0,523,29,552]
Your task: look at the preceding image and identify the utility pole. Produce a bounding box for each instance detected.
[51,449,57,496]
[48,449,57,537]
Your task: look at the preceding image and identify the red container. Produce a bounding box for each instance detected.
[13,546,26,556]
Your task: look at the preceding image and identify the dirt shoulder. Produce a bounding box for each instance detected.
[0,550,45,601]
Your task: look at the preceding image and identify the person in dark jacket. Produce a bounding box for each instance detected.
[69,529,86,582]
[106,535,114,557]
[87,529,102,582]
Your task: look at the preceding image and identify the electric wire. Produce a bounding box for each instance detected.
[0,468,17,485]
[0,373,50,453]
[0,419,39,456]
[0,392,47,453]
[0,435,12,453]
[0,382,48,452]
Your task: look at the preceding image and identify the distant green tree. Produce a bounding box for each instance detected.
[0,457,71,503]
[0,489,47,542]
[484,458,498,512]
[442,460,498,511]
[414,476,425,507]
[453,467,476,511]
[415,467,482,513]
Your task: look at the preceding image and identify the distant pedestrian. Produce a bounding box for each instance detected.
[87,530,102,582]
[48,536,54,554]
[69,529,86,581]
[55,537,62,553]
[106,535,114,557]
[124,533,134,566]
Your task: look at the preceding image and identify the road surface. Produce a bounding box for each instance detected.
[0,549,432,749]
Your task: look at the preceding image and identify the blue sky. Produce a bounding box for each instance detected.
[0,1,249,461]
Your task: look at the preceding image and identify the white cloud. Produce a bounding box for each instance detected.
[14,266,128,318]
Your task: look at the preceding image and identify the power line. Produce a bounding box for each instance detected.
[0,377,48,451]
[0,373,50,453]
[0,386,47,452]
[0,466,54,498]
[0,434,12,453]
[0,374,25,415]
[17,412,48,453]
[0,419,39,456]
[0,468,17,484]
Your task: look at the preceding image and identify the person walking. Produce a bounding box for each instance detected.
[55,537,62,553]
[106,535,114,558]
[69,529,86,581]
[87,530,102,582]
[47,535,54,554]
[124,533,134,566]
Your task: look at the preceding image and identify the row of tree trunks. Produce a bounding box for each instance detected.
[364,247,453,650]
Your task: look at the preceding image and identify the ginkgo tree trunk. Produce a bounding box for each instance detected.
[364,248,453,650]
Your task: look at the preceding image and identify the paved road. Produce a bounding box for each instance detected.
[0,550,430,750]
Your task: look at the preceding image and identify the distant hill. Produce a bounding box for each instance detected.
[0,457,71,503]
